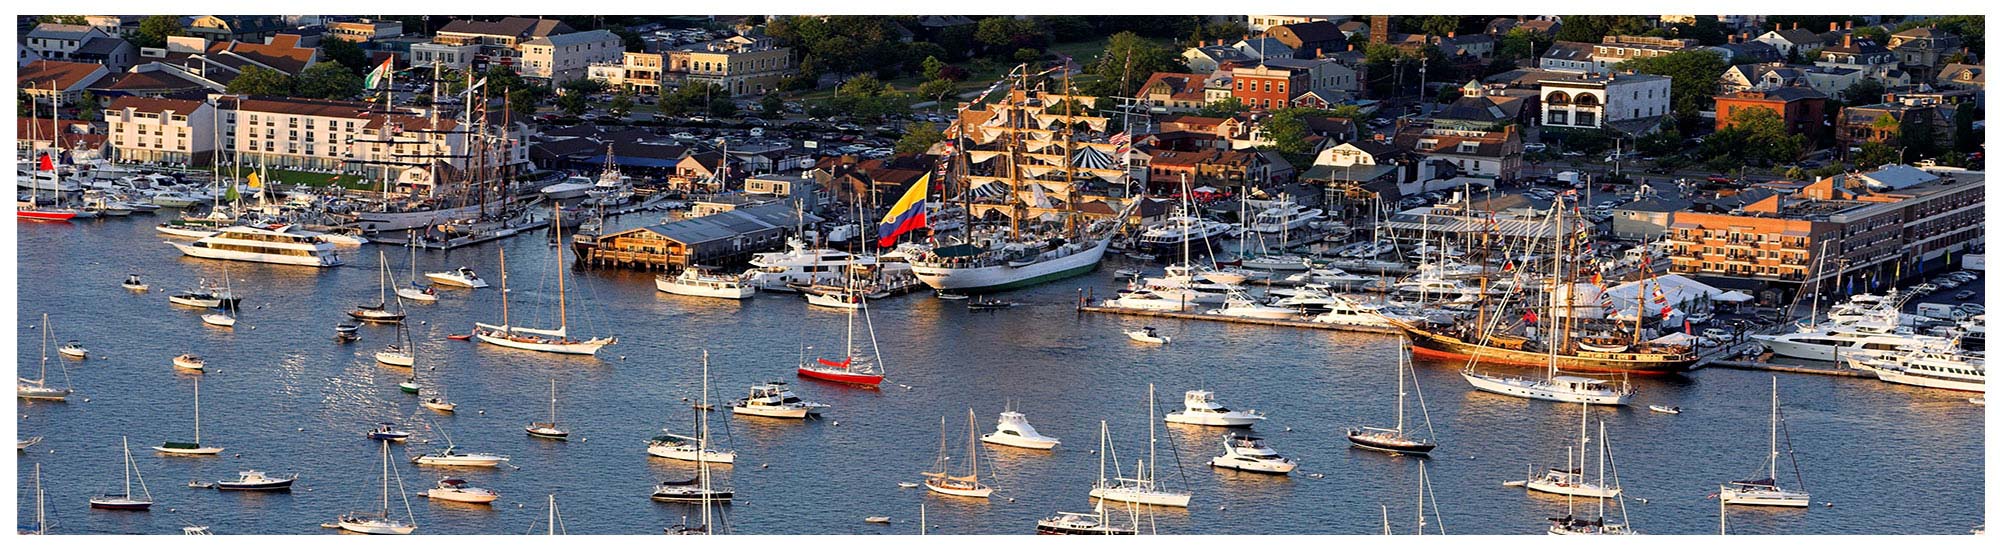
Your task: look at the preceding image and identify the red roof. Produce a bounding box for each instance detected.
[19,60,107,90]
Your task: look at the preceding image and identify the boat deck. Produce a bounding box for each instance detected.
[1077,304,1401,335]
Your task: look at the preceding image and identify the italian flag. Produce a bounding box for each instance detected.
[364,59,392,90]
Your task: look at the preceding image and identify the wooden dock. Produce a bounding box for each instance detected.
[1077,304,1402,335]
[1695,359,1872,378]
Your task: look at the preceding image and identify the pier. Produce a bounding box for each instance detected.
[1695,358,1874,378]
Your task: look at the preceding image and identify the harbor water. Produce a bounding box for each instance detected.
[14,216,1985,534]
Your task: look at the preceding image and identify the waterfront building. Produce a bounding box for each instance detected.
[520,30,624,84]
[18,60,111,106]
[578,202,809,271]
[104,97,216,166]
[412,17,574,70]
[589,52,667,95]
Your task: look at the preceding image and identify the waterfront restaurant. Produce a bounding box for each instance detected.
[579,202,811,271]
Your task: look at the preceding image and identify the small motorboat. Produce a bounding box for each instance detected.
[935,291,969,300]
[896,482,919,489]
[422,397,457,413]
[968,297,1017,311]
[122,274,149,292]
[335,324,361,341]
[167,291,224,308]
[980,409,1060,449]
[187,480,215,489]
[411,446,509,468]
[57,341,88,359]
[182,526,212,535]
[172,353,205,371]
[1649,405,1681,414]
[1113,268,1141,278]
[215,470,297,491]
[1125,327,1170,344]
[446,334,472,341]
[418,477,499,504]
[425,267,489,289]
[864,516,892,524]
[399,380,422,394]
[368,423,412,442]
[1207,434,1297,474]
[1501,480,1529,487]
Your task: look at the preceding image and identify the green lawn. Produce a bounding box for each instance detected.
[215,164,370,190]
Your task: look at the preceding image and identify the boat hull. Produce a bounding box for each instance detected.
[1089,487,1191,508]
[424,273,488,288]
[1527,479,1621,498]
[374,351,415,367]
[88,497,153,510]
[658,279,756,299]
[1345,432,1436,455]
[420,489,499,504]
[1208,457,1296,474]
[1461,371,1634,405]
[396,288,438,302]
[1405,325,1694,374]
[337,518,416,535]
[1718,486,1812,507]
[797,366,884,386]
[166,241,340,267]
[473,331,610,355]
[16,385,71,400]
[923,480,993,498]
[153,446,224,456]
[646,445,738,464]
[1872,368,1986,392]
[981,434,1059,450]
[912,240,1108,293]
[731,406,809,419]
[1163,413,1260,427]
[216,480,294,491]
[413,456,505,467]
[649,490,735,503]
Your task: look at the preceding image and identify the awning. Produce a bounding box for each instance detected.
[1714,290,1755,302]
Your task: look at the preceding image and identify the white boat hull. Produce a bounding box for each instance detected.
[1753,336,1841,362]
[657,279,756,299]
[155,225,218,239]
[1719,486,1811,507]
[420,489,499,504]
[1163,413,1261,427]
[425,273,488,288]
[980,433,1059,450]
[396,288,438,302]
[912,239,1108,293]
[1527,479,1621,498]
[923,480,993,498]
[732,405,809,419]
[413,455,506,467]
[1209,457,1296,474]
[375,351,415,367]
[338,518,416,535]
[153,446,224,456]
[201,314,235,327]
[805,292,864,309]
[473,331,610,355]
[647,444,738,464]
[17,384,71,400]
[1462,372,1634,405]
[167,241,340,267]
[1089,486,1191,508]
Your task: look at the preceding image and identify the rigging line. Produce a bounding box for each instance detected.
[1779,405,1807,493]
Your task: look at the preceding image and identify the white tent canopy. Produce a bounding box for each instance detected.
[1601,273,1727,322]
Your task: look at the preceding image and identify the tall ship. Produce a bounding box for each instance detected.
[906,66,1131,294]
[1398,197,1696,375]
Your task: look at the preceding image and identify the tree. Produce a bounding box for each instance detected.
[1840,78,1886,104]
[1855,141,1899,167]
[1720,106,1807,164]
[1259,107,1337,166]
[319,38,369,75]
[760,92,785,116]
[917,79,957,103]
[839,74,887,98]
[1089,31,1187,98]
[1195,97,1247,118]
[1419,16,1463,38]
[1014,47,1044,64]
[1495,28,1543,62]
[1616,50,1727,133]
[1952,103,1978,153]
[1553,15,1651,43]
[134,15,183,49]
[707,97,737,118]
[76,91,101,122]
[557,89,588,116]
[293,62,363,99]
[38,15,87,25]
[611,27,644,52]
[608,91,634,118]
[894,122,945,154]
[226,66,295,96]
[921,55,946,81]
[974,17,1048,54]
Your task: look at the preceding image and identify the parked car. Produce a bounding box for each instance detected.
[1954,290,1977,301]
[1523,143,1548,153]
[1701,327,1733,342]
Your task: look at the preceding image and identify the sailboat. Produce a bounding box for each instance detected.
[374,311,416,367]
[526,378,571,440]
[396,232,438,303]
[89,436,154,510]
[18,313,74,400]
[1380,461,1449,534]
[1089,384,1192,507]
[1347,339,1439,455]
[24,464,48,534]
[1522,405,1620,498]
[153,378,223,456]
[922,410,994,498]
[349,251,408,323]
[651,353,737,464]
[1548,422,1636,535]
[1036,421,1139,535]
[474,215,615,355]
[797,274,887,386]
[337,440,418,534]
[200,264,237,327]
[412,422,509,467]
[654,351,735,505]
[1718,377,1812,507]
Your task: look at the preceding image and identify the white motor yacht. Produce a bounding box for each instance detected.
[165,225,342,267]
[1247,201,1324,234]
[1754,321,1943,362]
[410,446,509,468]
[648,433,738,464]
[1136,215,1233,257]
[538,175,596,201]
[744,237,909,292]
[1205,295,1301,320]
[1163,390,1265,427]
[1206,434,1296,474]
[730,382,826,419]
[657,268,756,299]
[424,267,489,289]
[1101,289,1191,312]
[418,477,500,504]
[1847,344,1985,392]
[980,410,1060,449]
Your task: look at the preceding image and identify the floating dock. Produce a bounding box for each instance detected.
[1695,359,1873,378]
[1077,304,1402,335]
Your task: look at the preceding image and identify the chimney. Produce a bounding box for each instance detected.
[1830,22,1839,32]
[1845,20,1853,30]
[1348,43,1355,51]
[1447,31,1455,38]
[1315,48,1323,57]
[1844,35,1852,48]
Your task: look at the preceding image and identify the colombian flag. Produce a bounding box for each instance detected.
[877,174,929,247]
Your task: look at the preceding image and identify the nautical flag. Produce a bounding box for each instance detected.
[1653,288,1667,305]
[37,153,53,171]
[1524,310,1539,325]
[1660,304,1674,317]
[364,59,393,90]
[1503,260,1516,271]
[247,172,262,190]
[877,173,930,247]
[1591,271,1603,287]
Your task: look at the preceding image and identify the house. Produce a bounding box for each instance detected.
[519,30,624,83]
[580,202,808,271]
[1230,62,1310,110]
[1752,24,1825,57]
[1434,81,1537,130]
[1834,96,1955,152]
[1259,57,1361,100]
[1436,32,1496,60]
[1138,72,1210,113]
[1935,63,1982,90]
[744,173,827,213]
[82,15,144,35]
[1589,35,1699,73]
[1816,34,1898,78]
[1393,124,1523,181]
[1886,26,1962,79]
[103,96,215,165]
[90,64,226,97]
[413,17,574,70]
[1182,42,1256,74]
[664,36,796,97]
[1714,87,1828,137]
[325,19,406,43]
[1538,72,1671,132]
[1263,20,1347,59]
[24,24,137,72]
[1247,15,1337,33]
[1233,37,1295,60]
[1244,115,1355,153]
[18,60,112,105]
[1538,41,1595,73]
[590,52,667,95]
[1706,35,1781,65]
[183,15,289,43]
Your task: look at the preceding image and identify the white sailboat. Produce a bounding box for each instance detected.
[1524,405,1621,499]
[1547,422,1637,535]
[1718,377,1812,507]
[153,378,223,456]
[374,311,416,367]
[18,314,74,400]
[922,410,994,498]
[1090,384,1192,507]
[653,351,735,508]
[396,232,438,303]
[25,464,48,534]
[89,437,155,510]
[525,379,570,440]
[412,422,509,468]
[1036,421,1141,535]
[338,440,418,534]
[199,264,237,327]
[651,352,738,464]
[474,220,615,355]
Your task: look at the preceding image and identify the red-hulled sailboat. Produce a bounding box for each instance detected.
[19,152,77,222]
[797,264,887,387]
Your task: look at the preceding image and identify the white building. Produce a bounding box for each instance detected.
[520,30,624,83]
[104,96,217,165]
[1539,72,1671,131]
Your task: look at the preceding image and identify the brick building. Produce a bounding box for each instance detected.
[1713,87,1828,138]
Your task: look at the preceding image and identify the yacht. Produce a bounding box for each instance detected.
[1246,200,1324,234]
[1206,434,1297,474]
[584,155,635,207]
[1463,372,1635,406]
[658,268,756,299]
[417,477,499,504]
[1136,215,1233,258]
[89,437,154,510]
[1241,253,1314,271]
[910,234,1113,294]
[648,433,738,464]
[1204,294,1301,320]
[730,382,826,419]
[1847,344,1985,392]
[922,410,994,498]
[1281,267,1379,289]
[980,409,1060,450]
[1036,509,1136,535]
[1306,294,1400,329]
[1525,406,1621,499]
[650,477,735,503]
[744,237,910,292]
[1754,322,1942,362]
[165,225,342,267]
[172,353,205,372]
[424,267,489,289]
[539,175,596,201]
[1101,289,1192,312]
[1163,390,1265,427]
[214,470,297,491]
[410,446,509,468]
[1089,387,1192,508]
